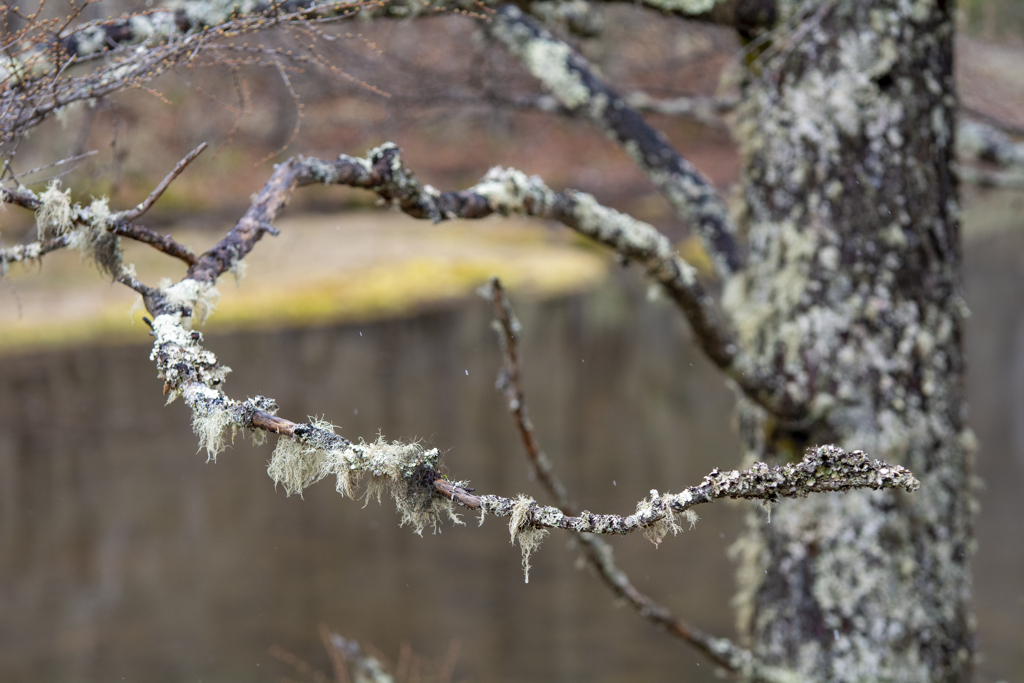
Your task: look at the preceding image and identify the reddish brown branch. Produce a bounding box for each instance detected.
[122,142,208,221]
[488,278,572,510]
[109,222,198,265]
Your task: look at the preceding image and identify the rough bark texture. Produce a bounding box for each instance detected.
[724,0,974,680]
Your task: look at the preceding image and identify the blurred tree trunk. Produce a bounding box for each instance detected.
[724,1,974,680]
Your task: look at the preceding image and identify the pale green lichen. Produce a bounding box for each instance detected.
[192,396,232,462]
[66,197,123,276]
[160,278,220,325]
[508,495,548,583]
[35,181,73,238]
[266,429,463,536]
[522,40,589,109]
[726,1,970,678]
[267,417,338,496]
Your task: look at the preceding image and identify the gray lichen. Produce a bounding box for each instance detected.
[725,1,973,679]
[35,181,73,238]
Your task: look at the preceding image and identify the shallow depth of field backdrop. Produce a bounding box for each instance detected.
[1,1,1024,682]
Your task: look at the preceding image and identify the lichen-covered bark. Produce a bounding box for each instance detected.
[724,0,974,680]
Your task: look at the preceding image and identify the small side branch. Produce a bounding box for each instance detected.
[958,118,1024,170]
[485,5,744,279]
[487,277,571,508]
[1,174,200,273]
[122,143,208,222]
[1,186,43,210]
[108,222,199,266]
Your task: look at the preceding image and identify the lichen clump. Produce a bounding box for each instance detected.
[35,181,73,238]
[267,428,463,536]
[508,495,549,583]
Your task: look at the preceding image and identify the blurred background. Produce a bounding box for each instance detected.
[1,1,1023,681]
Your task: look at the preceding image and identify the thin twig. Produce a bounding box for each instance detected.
[10,149,98,180]
[488,278,571,510]
[122,142,207,221]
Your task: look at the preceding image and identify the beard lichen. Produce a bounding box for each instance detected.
[266,429,463,536]
[267,419,338,498]
[159,278,220,325]
[508,495,549,583]
[191,394,232,462]
[66,197,122,277]
[637,490,700,547]
[35,180,73,238]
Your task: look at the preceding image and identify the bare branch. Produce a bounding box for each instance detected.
[0,1,369,143]
[485,5,744,279]
[485,277,800,681]
[122,142,208,221]
[486,278,571,509]
[109,222,199,266]
[324,632,394,683]
[10,149,98,181]
[955,118,1024,187]
[955,165,1024,189]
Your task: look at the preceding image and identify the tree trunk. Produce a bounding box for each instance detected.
[724,0,974,680]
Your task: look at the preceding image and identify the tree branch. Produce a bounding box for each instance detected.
[433,446,917,530]
[171,144,800,417]
[486,278,571,508]
[122,143,208,222]
[485,5,744,279]
[0,234,70,271]
[139,272,915,598]
[3,137,897,681]
[109,222,199,266]
[123,143,786,420]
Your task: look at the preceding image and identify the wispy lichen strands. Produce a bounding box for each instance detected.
[35,181,73,238]
[507,495,548,583]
